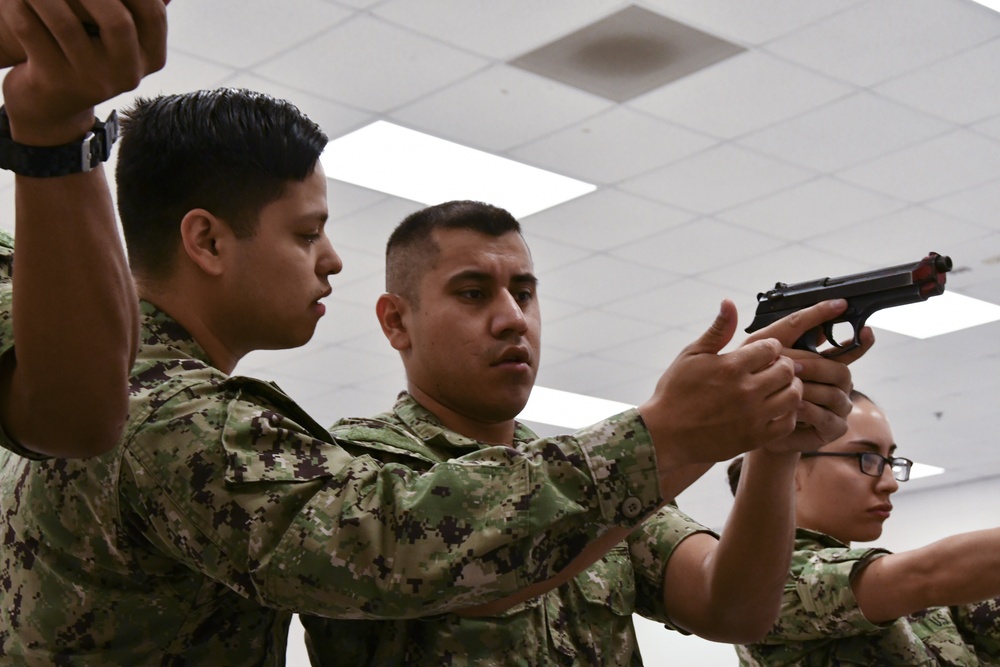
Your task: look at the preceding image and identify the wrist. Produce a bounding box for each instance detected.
[2,106,97,147]
[0,106,117,177]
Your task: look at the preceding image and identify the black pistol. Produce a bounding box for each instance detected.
[745,252,953,355]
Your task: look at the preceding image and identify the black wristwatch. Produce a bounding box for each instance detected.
[0,106,119,177]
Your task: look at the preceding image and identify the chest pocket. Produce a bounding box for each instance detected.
[571,544,636,616]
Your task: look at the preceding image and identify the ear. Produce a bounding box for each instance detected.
[179,209,232,277]
[376,293,412,352]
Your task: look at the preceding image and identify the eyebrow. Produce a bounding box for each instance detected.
[445,270,538,286]
[847,439,898,455]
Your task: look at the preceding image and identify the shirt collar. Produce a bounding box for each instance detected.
[138,300,215,368]
[390,391,537,449]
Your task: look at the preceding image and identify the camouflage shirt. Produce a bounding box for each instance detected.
[736,528,1000,666]
[0,229,12,382]
[0,302,665,666]
[302,394,715,667]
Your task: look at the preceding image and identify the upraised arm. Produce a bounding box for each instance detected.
[0,0,167,457]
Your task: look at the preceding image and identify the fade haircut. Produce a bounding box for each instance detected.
[385,200,523,304]
[116,88,329,280]
[726,389,876,496]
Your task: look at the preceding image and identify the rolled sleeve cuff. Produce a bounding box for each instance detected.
[575,408,663,527]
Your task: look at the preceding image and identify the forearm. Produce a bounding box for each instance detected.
[666,448,798,642]
[855,528,1000,623]
[5,166,138,456]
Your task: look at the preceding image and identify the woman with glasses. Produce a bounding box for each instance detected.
[727,390,1000,665]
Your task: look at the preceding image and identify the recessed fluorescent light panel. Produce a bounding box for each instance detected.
[970,0,1000,12]
[865,292,1000,338]
[320,121,595,218]
[909,462,945,480]
[518,386,634,429]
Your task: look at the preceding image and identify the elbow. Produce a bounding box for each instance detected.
[7,387,128,459]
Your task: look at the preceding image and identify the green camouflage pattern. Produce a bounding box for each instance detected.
[736,529,1000,666]
[0,302,664,665]
[302,394,715,666]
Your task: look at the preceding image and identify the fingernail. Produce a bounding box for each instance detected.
[794,361,804,374]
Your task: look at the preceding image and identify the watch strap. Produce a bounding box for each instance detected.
[0,106,119,177]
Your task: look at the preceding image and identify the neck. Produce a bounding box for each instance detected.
[138,281,242,374]
[406,384,516,445]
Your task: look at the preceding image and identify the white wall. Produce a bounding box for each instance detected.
[287,475,1000,666]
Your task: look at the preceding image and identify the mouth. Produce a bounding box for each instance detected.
[868,503,893,519]
[492,346,532,368]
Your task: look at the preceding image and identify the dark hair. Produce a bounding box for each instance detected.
[116,88,329,280]
[385,200,523,302]
[726,389,877,496]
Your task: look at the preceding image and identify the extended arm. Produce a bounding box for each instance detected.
[853,528,1000,624]
[0,0,167,457]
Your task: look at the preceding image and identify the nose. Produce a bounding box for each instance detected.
[875,464,899,494]
[491,290,528,338]
[317,233,343,277]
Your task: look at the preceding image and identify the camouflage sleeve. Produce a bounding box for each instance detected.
[767,546,891,641]
[628,503,717,629]
[0,279,49,460]
[124,381,664,620]
[953,597,1000,660]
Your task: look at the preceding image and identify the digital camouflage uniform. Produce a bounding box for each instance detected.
[736,528,1000,666]
[302,393,715,667]
[0,302,665,666]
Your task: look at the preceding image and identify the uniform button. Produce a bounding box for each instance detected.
[621,496,643,519]
[268,413,282,427]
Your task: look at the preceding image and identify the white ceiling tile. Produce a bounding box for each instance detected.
[697,245,870,320]
[509,107,717,184]
[327,197,423,254]
[535,353,651,395]
[638,0,866,44]
[255,15,489,112]
[326,181,391,222]
[628,51,853,139]
[621,143,813,215]
[524,190,693,252]
[610,218,786,278]
[97,50,237,120]
[540,255,676,308]
[804,207,991,266]
[518,235,592,274]
[221,73,372,140]
[592,326,707,368]
[763,0,1000,86]
[924,179,1000,230]
[602,277,743,330]
[972,114,1000,141]
[389,65,612,153]
[719,177,908,241]
[737,92,951,173]
[372,0,628,59]
[837,129,1000,201]
[875,38,1000,125]
[541,309,664,355]
[167,0,353,68]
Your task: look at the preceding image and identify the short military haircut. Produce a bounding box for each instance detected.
[116,88,329,280]
[385,200,523,303]
[726,389,876,496]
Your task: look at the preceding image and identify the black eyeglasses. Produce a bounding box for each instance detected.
[800,451,913,482]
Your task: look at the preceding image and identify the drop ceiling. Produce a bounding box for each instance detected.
[3,0,999,527]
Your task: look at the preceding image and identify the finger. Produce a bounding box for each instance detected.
[822,326,875,365]
[77,0,146,89]
[745,299,848,349]
[118,0,168,75]
[681,299,739,357]
[730,336,784,375]
[795,355,853,394]
[800,382,852,420]
[791,400,849,447]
